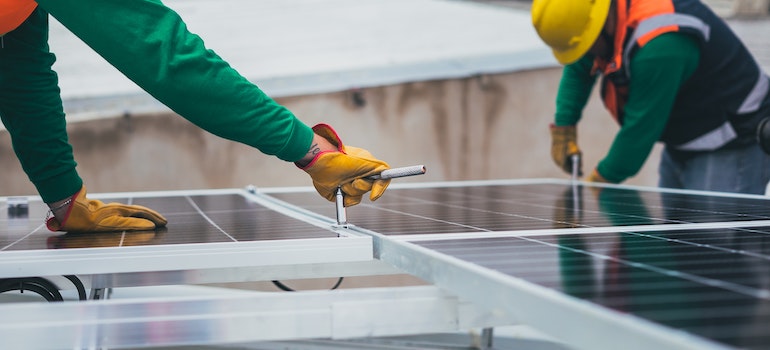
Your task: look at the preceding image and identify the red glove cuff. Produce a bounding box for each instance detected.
[45,188,81,231]
[296,123,346,170]
[311,123,344,151]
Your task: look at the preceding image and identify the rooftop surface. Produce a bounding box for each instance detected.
[47,0,555,120]
[33,0,770,122]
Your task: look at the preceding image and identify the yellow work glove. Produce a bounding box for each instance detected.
[585,168,612,198]
[550,124,582,176]
[46,186,168,232]
[586,168,610,183]
[298,124,391,207]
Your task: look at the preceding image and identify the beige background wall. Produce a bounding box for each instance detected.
[0,67,661,198]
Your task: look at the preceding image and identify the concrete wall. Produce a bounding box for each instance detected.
[0,67,662,198]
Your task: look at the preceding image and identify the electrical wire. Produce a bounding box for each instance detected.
[272,277,344,292]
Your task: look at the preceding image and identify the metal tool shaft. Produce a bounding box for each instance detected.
[367,165,426,180]
[335,187,347,225]
[571,154,580,181]
[336,165,427,226]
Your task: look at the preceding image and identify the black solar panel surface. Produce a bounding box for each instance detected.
[1,193,336,252]
[268,183,770,235]
[416,227,770,349]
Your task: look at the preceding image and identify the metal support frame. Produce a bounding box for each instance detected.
[0,285,514,349]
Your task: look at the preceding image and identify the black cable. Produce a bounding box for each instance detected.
[22,283,61,302]
[271,280,294,292]
[27,277,64,302]
[64,275,88,301]
[271,277,344,292]
[0,277,64,302]
[5,283,58,302]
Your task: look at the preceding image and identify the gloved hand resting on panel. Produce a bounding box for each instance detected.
[46,186,167,232]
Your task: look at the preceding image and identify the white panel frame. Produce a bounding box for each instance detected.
[0,237,373,279]
[0,187,376,284]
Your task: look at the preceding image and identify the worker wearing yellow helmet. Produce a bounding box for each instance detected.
[532,0,770,194]
[1,0,391,232]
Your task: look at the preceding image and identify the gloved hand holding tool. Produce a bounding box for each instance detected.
[297,123,392,207]
[551,124,582,177]
[552,125,611,184]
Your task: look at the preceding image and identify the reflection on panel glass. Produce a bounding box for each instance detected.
[418,226,770,349]
[270,182,770,235]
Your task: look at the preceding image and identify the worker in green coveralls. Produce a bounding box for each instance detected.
[0,0,390,232]
[532,0,770,194]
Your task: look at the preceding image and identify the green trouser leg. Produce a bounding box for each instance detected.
[35,0,314,161]
[0,8,82,203]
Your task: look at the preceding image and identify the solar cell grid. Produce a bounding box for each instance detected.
[268,182,770,235]
[415,226,770,349]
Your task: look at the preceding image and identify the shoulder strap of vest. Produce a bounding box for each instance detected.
[621,13,710,78]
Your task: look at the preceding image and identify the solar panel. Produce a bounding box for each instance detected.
[267,180,770,235]
[0,188,375,279]
[2,179,770,350]
[265,179,770,350]
[2,191,337,252]
[415,226,770,349]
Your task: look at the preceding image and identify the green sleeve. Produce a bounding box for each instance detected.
[554,55,597,126]
[597,33,700,183]
[0,8,83,202]
[35,0,314,162]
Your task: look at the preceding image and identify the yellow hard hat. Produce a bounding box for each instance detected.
[531,0,612,65]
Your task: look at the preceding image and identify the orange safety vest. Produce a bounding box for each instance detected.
[0,0,38,35]
[592,0,679,123]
